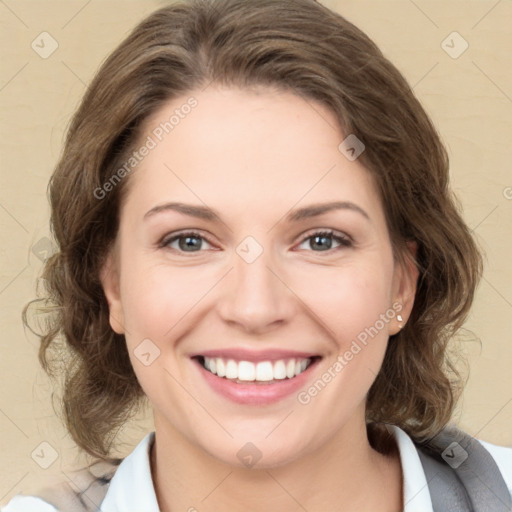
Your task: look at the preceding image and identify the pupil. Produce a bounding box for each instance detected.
[180,236,201,251]
[312,235,331,251]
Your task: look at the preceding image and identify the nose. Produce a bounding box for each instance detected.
[217,243,297,335]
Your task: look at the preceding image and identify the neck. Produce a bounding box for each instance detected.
[150,413,403,512]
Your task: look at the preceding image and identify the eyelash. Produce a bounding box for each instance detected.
[159,229,352,255]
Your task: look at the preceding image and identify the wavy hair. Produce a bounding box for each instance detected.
[24,0,483,460]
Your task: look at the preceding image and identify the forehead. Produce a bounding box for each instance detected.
[123,86,382,224]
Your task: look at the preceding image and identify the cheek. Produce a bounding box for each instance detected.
[118,260,205,403]
[293,260,394,344]
[119,257,219,343]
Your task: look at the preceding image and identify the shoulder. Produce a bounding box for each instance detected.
[387,424,512,510]
[1,461,119,512]
[478,438,512,493]
[2,434,156,512]
[414,424,512,506]
[2,494,58,512]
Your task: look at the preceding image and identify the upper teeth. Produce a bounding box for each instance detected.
[203,357,311,381]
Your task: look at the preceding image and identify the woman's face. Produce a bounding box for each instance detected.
[101,86,417,468]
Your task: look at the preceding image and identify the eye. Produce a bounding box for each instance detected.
[161,231,214,253]
[160,229,352,255]
[296,229,352,252]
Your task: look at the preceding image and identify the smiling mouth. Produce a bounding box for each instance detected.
[194,355,321,385]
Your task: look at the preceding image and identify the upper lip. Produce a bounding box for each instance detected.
[191,348,321,363]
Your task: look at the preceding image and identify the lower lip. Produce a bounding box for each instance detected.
[193,358,321,405]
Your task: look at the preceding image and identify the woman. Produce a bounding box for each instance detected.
[3,0,511,510]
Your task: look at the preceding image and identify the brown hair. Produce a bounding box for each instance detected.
[24,0,482,460]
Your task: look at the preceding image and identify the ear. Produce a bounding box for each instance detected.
[388,241,419,336]
[99,246,125,335]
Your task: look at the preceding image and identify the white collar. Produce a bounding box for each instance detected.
[387,424,434,511]
[100,425,433,512]
[99,432,159,512]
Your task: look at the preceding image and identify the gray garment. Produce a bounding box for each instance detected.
[417,424,512,511]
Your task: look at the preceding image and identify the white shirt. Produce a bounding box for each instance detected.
[3,426,511,512]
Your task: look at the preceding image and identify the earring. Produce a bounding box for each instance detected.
[397,314,404,329]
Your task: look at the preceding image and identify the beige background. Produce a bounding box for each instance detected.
[1,0,511,503]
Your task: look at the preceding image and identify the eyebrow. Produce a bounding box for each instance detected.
[143,200,370,223]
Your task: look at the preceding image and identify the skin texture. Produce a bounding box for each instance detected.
[100,86,418,511]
